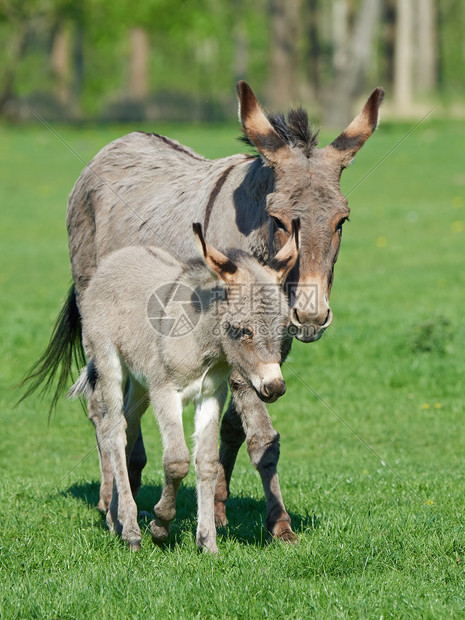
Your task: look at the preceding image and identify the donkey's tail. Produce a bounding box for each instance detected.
[18,284,86,411]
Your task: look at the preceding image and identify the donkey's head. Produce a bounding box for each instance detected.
[238,81,384,343]
[193,220,299,403]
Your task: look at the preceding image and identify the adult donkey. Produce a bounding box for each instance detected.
[25,81,383,541]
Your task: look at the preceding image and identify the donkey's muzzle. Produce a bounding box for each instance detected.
[260,378,286,403]
[291,308,333,343]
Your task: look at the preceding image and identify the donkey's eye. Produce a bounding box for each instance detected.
[272,216,287,232]
[336,217,349,232]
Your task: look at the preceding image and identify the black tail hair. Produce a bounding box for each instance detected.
[18,284,86,412]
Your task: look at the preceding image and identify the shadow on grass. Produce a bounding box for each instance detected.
[64,480,319,549]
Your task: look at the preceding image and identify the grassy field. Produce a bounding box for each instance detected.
[0,114,464,618]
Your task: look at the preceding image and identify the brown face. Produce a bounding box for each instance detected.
[268,152,349,342]
[237,81,384,343]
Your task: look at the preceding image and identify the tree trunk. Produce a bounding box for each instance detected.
[393,0,414,111]
[332,0,349,74]
[305,0,320,101]
[383,0,396,88]
[416,0,437,94]
[129,27,149,99]
[324,0,382,127]
[0,21,29,113]
[50,24,71,106]
[268,0,300,108]
[233,0,248,83]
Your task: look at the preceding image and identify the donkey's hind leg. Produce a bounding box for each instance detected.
[149,388,190,545]
[123,377,149,498]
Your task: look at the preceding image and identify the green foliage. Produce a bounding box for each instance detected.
[409,315,453,354]
[2,0,465,120]
[1,118,465,616]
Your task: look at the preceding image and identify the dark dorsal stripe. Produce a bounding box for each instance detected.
[137,131,205,161]
[203,164,236,234]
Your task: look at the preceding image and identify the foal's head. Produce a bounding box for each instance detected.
[193,221,299,403]
[238,81,384,343]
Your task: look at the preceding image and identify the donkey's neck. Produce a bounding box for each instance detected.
[205,156,275,265]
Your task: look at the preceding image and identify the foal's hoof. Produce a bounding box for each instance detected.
[214,501,228,528]
[127,539,141,552]
[271,521,298,544]
[150,519,170,545]
[197,542,218,555]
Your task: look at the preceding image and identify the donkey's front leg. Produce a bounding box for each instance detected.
[149,389,190,545]
[195,388,226,554]
[214,396,246,527]
[215,372,296,542]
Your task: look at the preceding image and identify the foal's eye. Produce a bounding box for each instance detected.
[241,327,254,339]
[272,216,287,232]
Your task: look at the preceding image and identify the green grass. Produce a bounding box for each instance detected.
[1,116,464,618]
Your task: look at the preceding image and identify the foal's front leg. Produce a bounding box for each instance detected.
[194,386,226,554]
[149,388,190,545]
[215,372,296,541]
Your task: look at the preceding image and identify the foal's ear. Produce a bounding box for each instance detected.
[267,218,300,284]
[323,87,384,168]
[237,81,292,168]
[192,223,239,284]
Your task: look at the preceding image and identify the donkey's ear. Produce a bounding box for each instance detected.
[192,223,238,284]
[324,87,384,168]
[237,81,292,168]
[267,218,300,284]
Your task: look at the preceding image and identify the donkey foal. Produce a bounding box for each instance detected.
[68,221,299,553]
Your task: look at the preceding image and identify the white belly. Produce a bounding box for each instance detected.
[180,361,230,406]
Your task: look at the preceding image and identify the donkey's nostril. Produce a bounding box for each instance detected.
[292,308,301,325]
[323,308,333,327]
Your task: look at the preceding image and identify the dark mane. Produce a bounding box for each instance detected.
[239,107,319,158]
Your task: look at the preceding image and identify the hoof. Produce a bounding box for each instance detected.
[271,521,298,544]
[97,497,111,513]
[150,519,170,545]
[127,539,141,552]
[197,543,218,555]
[214,501,228,528]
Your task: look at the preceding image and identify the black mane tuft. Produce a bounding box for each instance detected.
[267,108,319,158]
[239,107,319,158]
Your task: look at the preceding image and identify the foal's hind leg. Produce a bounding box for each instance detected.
[97,353,142,548]
[215,372,296,542]
[82,332,114,512]
[149,388,190,545]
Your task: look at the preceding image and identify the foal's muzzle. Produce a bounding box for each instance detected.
[259,378,287,403]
